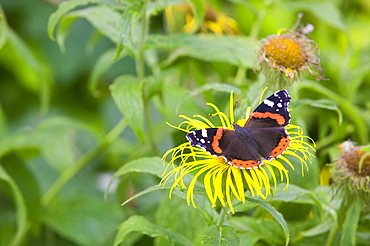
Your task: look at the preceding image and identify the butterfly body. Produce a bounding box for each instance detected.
[186,90,291,169]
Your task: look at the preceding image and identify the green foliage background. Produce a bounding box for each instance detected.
[0,0,370,245]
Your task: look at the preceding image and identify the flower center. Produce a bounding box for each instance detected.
[342,146,370,177]
[262,35,307,70]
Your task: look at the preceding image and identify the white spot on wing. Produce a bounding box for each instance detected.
[277,102,282,108]
[200,139,205,144]
[264,99,275,107]
[201,129,208,138]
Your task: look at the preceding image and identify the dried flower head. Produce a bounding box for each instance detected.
[331,141,370,204]
[258,28,326,88]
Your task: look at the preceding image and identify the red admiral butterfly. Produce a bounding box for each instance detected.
[186,90,291,169]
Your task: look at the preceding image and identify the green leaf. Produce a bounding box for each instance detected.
[296,99,343,125]
[110,75,145,143]
[47,0,122,40]
[300,217,334,237]
[233,202,258,213]
[88,48,125,97]
[229,217,283,245]
[239,233,260,246]
[283,1,347,31]
[114,215,194,246]
[0,165,28,246]
[0,5,8,50]
[48,0,92,40]
[346,63,370,102]
[147,0,183,16]
[1,28,52,114]
[270,184,324,219]
[106,156,164,200]
[270,183,311,202]
[0,117,99,171]
[54,14,78,53]
[114,4,139,58]
[298,80,368,144]
[187,83,242,97]
[272,183,321,204]
[121,185,163,207]
[57,5,122,48]
[44,196,124,246]
[147,34,259,67]
[171,189,219,225]
[155,195,208,245]
[111,157,163,181]
[177,83,241,115]
[201,225,239,246]
[340,198,361,246]
[246,197,290,246]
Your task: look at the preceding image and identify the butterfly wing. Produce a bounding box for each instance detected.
[249,127,290,160]
[245,89,291,160]
[186,128,231,156]
[246,89,291,128]
[186,90,292,169]
[186,128,263,169]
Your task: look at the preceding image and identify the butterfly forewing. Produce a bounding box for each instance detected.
[247,90,291,128]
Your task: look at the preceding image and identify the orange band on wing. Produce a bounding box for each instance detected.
[270,136,290,158]
[251,112,286,125]
[229,159,263,169]
[211,129,224,154]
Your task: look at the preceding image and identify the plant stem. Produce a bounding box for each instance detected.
[325,221,339,246]
[135,0,149,79]
[41,118,127,208]
[234,66,246,85]
[135,0,159,154]
[217,207,228,226]
[144,100,160,155]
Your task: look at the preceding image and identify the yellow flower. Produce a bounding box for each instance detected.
[331,141,370,204]
[165,3,240,35]
[161,91,315,213]
[258,28,326,87]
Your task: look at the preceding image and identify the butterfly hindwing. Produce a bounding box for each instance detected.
[249,127,290,160]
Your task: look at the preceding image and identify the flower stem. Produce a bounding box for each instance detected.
[234,66,246,85]
[41,118,127,208]
[217,207,228,226]
[325,221,339,246]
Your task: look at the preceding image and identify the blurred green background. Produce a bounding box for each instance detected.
[1,0,370,245]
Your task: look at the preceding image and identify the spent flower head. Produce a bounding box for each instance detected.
[331,141,370,205]
[161,91,315,213]
[258,28,326,88]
